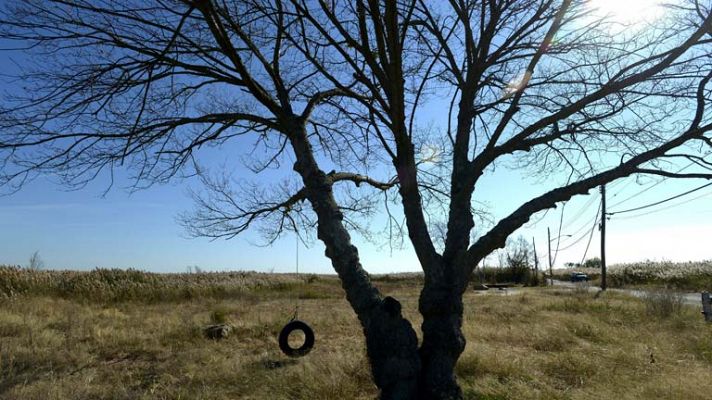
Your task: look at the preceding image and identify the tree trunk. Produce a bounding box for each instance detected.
[417,280,466,400]
[366,297,422,400]
[287,121,421,399]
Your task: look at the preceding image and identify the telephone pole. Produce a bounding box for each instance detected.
[532,237,539,285]
[600,185,607,291]
[547,227,553,286]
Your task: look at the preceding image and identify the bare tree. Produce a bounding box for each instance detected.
[504,235,533,284]
[28,251,44,271]
[1,1,711,399]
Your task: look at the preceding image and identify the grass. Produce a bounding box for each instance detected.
[1,269,711,399]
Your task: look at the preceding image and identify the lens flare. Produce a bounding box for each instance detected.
[588,0,665,25]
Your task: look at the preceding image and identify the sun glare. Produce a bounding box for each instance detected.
[588,0,665,25]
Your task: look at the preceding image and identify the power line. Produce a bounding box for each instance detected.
[556,198,601,248]
[551,201,567,266]
[551,193,600,264]
[608,181,712,216]
[563,196,598,242]
[613,187,712,220]
[560,193,600,231]
[578,211,598,266]
[608,162,695,209]
[609,175,636,198]
[557,204,600,252]
[562,206,599,240]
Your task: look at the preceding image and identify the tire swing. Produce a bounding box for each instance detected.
[279,318,314,357]
[278,234,315,358]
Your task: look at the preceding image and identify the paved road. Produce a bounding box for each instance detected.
[550,280,703,306]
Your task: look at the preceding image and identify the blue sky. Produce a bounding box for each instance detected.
[1,159,710,273]
[1,4,711,274]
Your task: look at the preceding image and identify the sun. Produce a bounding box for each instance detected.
[588,0,665,25]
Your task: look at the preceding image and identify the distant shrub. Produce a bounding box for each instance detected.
[642,289,684,318]
[504,235,533,285]
[506,262,531,285]
[528,271,542,287]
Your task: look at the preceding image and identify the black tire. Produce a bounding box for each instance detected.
[278,320,314,358]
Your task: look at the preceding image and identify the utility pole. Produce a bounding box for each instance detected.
[532,237,539,285]
[547,227,553,286]
[600,185,607,291]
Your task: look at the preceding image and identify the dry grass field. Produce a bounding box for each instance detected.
[1,268,711,399]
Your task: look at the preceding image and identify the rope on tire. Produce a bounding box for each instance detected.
[277,233,314,358]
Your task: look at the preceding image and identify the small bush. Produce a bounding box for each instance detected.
[528,272,542,287]
[572,281,591,296]
[642,289,684,318]
[692,336,712,363]
[210,308,229,324]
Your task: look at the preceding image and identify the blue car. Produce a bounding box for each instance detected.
[570,272,589,282]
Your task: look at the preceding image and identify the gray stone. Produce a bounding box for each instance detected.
[204,324,232,340]
[472,283,489,291]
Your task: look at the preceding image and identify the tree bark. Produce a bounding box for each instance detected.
[287,119,421,399]
[417,276,467,400]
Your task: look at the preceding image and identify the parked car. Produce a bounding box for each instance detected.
[570,272,589,282]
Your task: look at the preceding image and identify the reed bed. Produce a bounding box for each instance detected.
[0,266,331,303]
